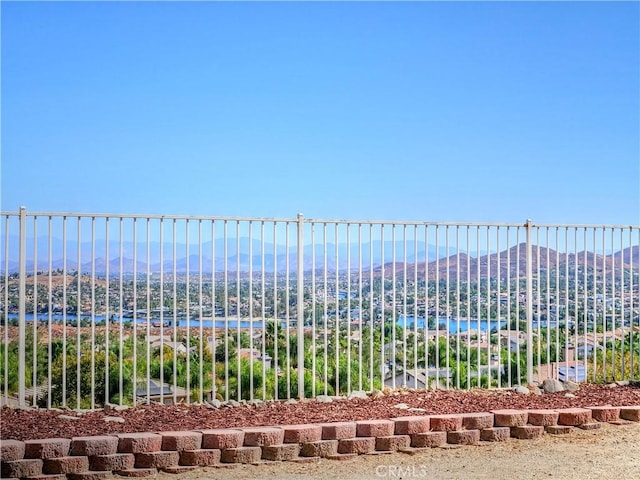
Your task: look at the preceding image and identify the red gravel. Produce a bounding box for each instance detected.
[2,384,639,441]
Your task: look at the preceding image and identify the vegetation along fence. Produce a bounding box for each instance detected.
[1,207,639,409]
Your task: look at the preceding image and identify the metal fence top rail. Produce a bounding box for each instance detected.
[1,209,639,230]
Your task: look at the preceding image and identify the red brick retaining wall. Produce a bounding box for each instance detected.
[1,405,638,478]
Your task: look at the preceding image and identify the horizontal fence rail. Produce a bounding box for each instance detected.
[1,208,638,408]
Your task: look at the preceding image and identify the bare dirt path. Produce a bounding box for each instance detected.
[157,422,640,480]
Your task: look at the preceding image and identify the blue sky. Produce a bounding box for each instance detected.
[1,1,639,225]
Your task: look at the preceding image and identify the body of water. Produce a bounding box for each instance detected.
[397,316,507,333]
[6,313,283,330]
[398,316,569,333]
[7,313,574,333]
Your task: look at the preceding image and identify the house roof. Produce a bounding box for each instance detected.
[135,379,187,397]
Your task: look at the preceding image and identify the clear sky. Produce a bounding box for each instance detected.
[1,1,639,225]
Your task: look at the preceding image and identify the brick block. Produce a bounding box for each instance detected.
[261,444,300,461]
[510,425,544,439]
[220,446,262,464]
[587,406,620,423]
[393,416,430,435]
[620,406,640,422]
[458,412,494,430]
[159,431,202,451]
[480,427,510,442]
[70,436,118,457]
[355,419,395,438]
[410,431,447,448]
[527,410,559,426]
[242,427,284,447]
[114,468,157,477]
[300,440,338,458]
[1,439,25,462]
[429,414,463,432]
[326,453,357,461]
[200,429,245,449]
[117,433,162,453]
[290,456,320,463]
[610,420,634,426]
[281,424,322,444]
[545,425,573,435]
[337,437,375,455]
[1,458,43,478]
[375,435,410,451]
[22,474,67,480]
[366,450,394,456]
[447,430,480,445]
[89,453,135,471]
[134,451,180,469]
[398,446,430,455]
[162,465,198,474]
[577,422,602,431]
[492,409,528,427]
[67,472,112,480]
[43,456,89,474]
[24,439,71,459]
[179,449,221,466]
[556,408,592,426]
[320,422,357,440]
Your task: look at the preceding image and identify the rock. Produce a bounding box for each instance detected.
[542,378,565,393]
[316,395,333,404]
[104,416,125,423]
[285,399,297,405]
[564,393,576,398]
[514,386,530,395]
[370,389,384,399]
[394,403,409,410]
[563,381,580,392]
[408,407,426,412]
[247,399,263,407]
[58,414,81,421]
[616,381,630,386]
[347,391,368,400]
[606,383,618,388]
[114,405,130,412]
[225,399,241,407]
[528,385,542,396]
[207,399,222,408]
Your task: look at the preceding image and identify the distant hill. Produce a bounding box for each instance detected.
[375,243,640,280]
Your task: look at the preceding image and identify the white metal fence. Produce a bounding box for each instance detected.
[1,207,639,408]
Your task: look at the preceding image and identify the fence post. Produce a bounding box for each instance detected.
[297,213,305,398]
[525,218,533,385]
[18,206,27,406]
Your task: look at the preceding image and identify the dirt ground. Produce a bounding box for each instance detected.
[155,422,640,480]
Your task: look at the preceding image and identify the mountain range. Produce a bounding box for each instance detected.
[1,235,637,278]
[375,244,640,280]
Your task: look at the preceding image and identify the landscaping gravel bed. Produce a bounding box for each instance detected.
[2,383,639,441]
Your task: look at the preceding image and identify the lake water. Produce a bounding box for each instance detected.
[7,313,564,332]
[397,316,507,333]
[6,313,277,329]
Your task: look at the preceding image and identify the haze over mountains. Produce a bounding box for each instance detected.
[1,237,638,277]
[2,237,457,273]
